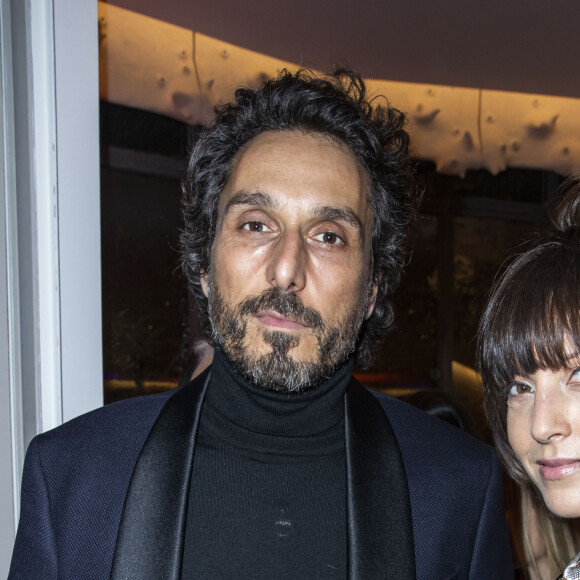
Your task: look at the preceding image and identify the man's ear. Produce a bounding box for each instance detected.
[200,270,209,298]
[365,281,379,320]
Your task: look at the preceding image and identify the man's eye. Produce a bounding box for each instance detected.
[508,381,534,396]
[243,221,269,232]
[314,231,343,245]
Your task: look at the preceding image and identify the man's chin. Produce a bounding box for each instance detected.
[248,336,316,364]
[214,321,358,393]
[207,283,363,393]
[229,333,324,393]
[231,353,330,393]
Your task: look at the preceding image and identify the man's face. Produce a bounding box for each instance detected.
[201,130,377,391]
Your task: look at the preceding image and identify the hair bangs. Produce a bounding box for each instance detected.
[481,242,580,391]
[478,177,580,488]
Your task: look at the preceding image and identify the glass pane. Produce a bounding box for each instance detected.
[362,214,438,391]
[101,167,189,403]
[453,216,538,370]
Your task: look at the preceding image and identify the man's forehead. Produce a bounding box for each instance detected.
[216,130,372,224]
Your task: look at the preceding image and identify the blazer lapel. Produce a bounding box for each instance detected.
[110,370,211,580]
[345,379,416,578]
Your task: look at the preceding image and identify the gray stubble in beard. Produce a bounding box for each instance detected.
[207,283,368,393]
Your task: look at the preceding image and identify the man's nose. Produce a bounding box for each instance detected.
[266,230,307,292]
[530,383,572,444]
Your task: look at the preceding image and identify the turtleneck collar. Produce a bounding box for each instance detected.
[205,347,353,439]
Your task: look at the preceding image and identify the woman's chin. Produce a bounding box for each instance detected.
[542,491,580,519]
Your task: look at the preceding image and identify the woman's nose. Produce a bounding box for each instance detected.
[530,379,572,444]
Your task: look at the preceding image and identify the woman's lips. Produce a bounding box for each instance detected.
[537,458,580,480]
[254,311,308,331]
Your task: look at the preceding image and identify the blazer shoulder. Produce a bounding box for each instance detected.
[30,370,212,471]
[368,389,512,579]
[12,388,182,580]
[370,389,497,468]
[37,388,173,444]
[29,388,193,487]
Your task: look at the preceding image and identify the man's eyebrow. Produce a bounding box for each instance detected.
[223,191,276,215]
[223,192,365,235]
[313,205,364,232]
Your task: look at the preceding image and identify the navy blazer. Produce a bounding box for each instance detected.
[9,369,512,579]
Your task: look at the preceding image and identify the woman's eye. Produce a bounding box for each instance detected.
[243,221,269,232]
[314,231,343,245]
[570,367,580,382]
[508,381,533,396]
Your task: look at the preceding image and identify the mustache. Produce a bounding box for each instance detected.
[239,288,324,330]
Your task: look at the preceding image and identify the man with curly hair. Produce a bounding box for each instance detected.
[11,69,512,579]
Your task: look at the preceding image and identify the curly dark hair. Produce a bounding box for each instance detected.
[181,68,416,367]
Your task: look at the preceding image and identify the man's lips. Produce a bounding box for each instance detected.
[253,310,309,331]
[537,458,580,481]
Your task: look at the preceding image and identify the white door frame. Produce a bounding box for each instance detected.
[0,0,102,573]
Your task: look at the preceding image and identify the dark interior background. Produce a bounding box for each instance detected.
[100,101,563,404]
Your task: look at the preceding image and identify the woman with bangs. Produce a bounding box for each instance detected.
[479,176,580,579]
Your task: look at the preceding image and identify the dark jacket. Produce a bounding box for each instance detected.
[9,369,512,579]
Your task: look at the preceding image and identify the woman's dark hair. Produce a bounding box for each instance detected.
[180,68,416,367]
[478,175,580,484]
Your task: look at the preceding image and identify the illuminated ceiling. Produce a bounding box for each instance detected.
[99,3,580,176]
[103,0,580,99]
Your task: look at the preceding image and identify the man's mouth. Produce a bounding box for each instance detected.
[239,288,324,331]
[254,310,309,331]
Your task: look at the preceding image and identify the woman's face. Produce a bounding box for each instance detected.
[507,365,580,518]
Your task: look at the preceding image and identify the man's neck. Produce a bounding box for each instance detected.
[206,347,353,438]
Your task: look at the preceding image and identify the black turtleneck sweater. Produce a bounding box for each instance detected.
[181,348,349,579]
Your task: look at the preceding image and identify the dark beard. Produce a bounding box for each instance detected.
[207,283,368,393]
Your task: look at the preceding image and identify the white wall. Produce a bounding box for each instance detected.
[53,0,102,422]
[0,0,102,574]
[0,1,20,571]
